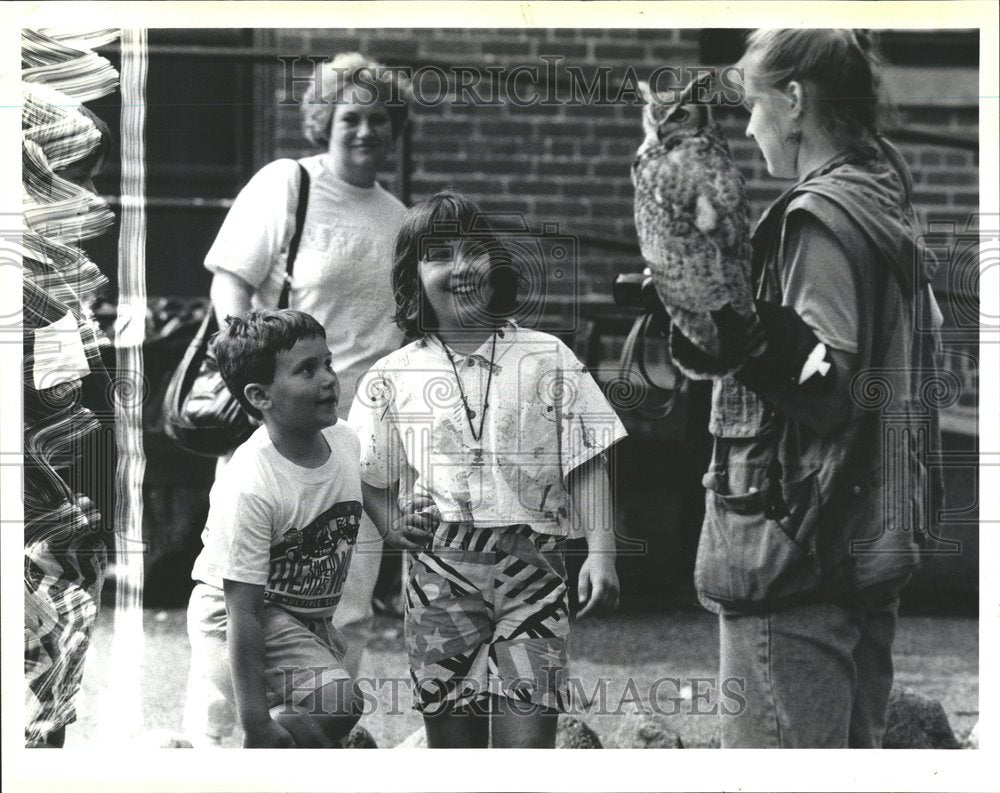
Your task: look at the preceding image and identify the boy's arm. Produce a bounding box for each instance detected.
[566,454,620,617]
[349,369,437,549]
[223,579,296,748]
[361,481,436,551]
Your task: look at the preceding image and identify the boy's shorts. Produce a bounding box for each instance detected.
[405,523,570,714]
[187,583,350,714]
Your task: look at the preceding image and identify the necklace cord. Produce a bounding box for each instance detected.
[438,331,498,442]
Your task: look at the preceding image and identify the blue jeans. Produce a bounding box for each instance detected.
[718,596,899,748]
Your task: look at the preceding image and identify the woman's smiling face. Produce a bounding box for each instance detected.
[418,239,495,333]
[327,82,393,187]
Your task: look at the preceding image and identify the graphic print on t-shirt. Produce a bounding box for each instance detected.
[265,500,362,615]
[300,225,375,261]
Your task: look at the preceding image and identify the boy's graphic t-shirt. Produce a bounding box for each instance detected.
[191,423,363,618]
[348,325,627,539]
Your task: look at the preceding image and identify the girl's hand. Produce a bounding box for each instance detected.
[386,494,439,551]
[576,554,620,618]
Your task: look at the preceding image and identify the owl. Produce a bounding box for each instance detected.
[632,74,757,378]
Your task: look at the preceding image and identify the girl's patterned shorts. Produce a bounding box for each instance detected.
[404,523,570,714]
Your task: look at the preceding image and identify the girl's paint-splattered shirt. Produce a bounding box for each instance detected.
[348,324,627,538]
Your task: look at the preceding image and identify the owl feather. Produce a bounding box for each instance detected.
[632,75,756,378]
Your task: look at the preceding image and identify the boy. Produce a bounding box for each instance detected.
[186,309,362,748]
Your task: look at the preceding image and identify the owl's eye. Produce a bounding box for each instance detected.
[670,108,689,122]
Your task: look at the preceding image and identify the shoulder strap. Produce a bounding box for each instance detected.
[618,312,650,381]
[618,311,681,420]
[278,163,310,309]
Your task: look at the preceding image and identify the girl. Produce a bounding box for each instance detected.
[349,193,625,748]
[690,30,944,747]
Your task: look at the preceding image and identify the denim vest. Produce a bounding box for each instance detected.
[695,145,942,611]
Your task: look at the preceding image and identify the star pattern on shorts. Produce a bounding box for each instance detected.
[422,626,449,654]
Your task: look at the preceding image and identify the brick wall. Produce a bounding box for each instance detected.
[266,27,979,308]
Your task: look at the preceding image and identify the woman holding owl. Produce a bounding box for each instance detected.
[689,30,944,747]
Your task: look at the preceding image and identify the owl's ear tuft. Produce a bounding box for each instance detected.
[638,80,655,104]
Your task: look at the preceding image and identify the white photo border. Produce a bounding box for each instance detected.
[2,2,996,791]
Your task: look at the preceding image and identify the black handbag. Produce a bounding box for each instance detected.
[162,163,310,457]
[614,310,684,421]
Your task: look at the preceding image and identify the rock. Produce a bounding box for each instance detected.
[682,725,721,749]
[396,720,603,748]
[962,720,979,750]
[883,685,960,749]
[555,716,603,748]
[395,726,427,748]
[345,724,378,748]
[136,729,193,748]
[606,713,683,749]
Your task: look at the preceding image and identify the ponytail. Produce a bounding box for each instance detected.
[743,29,895,144]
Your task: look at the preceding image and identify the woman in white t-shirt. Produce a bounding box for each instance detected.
[183,53,410,746]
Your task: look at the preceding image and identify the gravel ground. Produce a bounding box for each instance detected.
[65,606,979,749]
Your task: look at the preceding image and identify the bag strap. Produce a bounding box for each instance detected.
[278,163,311,310]
[618,312,649,383]
[618,311,682,420]
[620,311,679,390]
